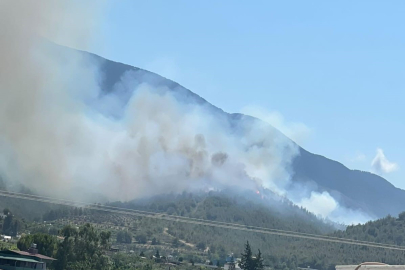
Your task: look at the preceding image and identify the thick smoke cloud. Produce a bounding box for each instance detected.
[295,191,372,225]
[80,80,299,200]
[0,1,371,224]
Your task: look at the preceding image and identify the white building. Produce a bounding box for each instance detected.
[337,262,405,270]
[1,235,11,241]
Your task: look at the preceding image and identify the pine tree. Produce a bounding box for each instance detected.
[239,241,254,270]
[255,249,264,270]
[2,212,13,235]
[239,241,264,270]
[155,249,160,262]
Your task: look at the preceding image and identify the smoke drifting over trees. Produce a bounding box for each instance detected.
[0,0,295,200]
[0,1,371,224]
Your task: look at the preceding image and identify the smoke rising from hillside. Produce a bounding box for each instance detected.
[0,1,371,224]
[0,0,106,194]
[295,191,372,224]
[0,0,296,201]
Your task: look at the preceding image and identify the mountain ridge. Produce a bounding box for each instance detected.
[57,45,405,220]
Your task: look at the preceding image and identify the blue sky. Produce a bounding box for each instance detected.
[90,1,404,188]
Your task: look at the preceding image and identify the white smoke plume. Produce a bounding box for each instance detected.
[89,84,280,199]
[241,106,311,145]
[0,1,371,225]
[0,0,297,201]
[295,191,372,225]
[371,148,398,174]
[0,0,106,193]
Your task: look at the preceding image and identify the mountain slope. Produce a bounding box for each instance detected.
[80,49,405,219]
[34,192,405,270]
[292,149,405,218]
[333,212,405,246]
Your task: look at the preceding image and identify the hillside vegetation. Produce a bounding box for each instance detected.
[90,46,405,219]
[2,191,405,270]
[29,192,405,270]
[333,213,405,246]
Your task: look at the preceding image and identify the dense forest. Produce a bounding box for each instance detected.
[2,190,405,270]
[333,213,405,246]
[33,192,405,269]
[109,190,337,233]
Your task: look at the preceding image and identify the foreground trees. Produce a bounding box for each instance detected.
[2,209,21,236]
[239,241,264,270]
[116,230,132,244]
[17,222,267,270]
[54,223,111,270]
[18,223,111,270]
[17,233,57,257]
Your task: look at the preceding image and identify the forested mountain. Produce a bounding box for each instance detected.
[2,188,405,270]
[109,191,336,234]
[292,149,405,218]
[333,212,405,246]
[109,193,405,270]
[3,44,405,270]
[35,192,405,270]
[83,47,405,219]
[2,44,404,221]
[0,179,57,220]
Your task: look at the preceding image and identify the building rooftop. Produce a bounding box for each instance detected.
[0,250,56,261]
[0,254,39,263]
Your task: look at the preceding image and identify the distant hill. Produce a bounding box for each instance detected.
[333,212,405,246]
[292,149,405,218]
[84,49,405,219]
[8,187,405,270]
[0,178,56,220]
[4,42,402,221]
[110,190,336,234]
[104,192,405,270]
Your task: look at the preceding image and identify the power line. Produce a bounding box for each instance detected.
[0,190,404,251]
[1,189,395,249]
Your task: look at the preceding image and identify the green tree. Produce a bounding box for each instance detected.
[2,211,13,235]
[155,249,161,263]
[116,231,132,244]
[196,241,206,250]
[135,234,147,244]
[12,219,21,237]
[53,224,111,270]
[255,250,264,270]
[99,231,111,249]
[17,233,57,257]
[239,241,264,270]
[172,237,180,247]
